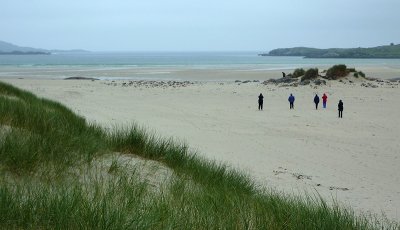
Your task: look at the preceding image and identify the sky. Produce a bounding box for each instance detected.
[1,0,399,52]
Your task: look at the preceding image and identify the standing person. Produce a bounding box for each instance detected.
[338,100,344,118]
[288,93,295,109]
[322,93,328,108]
[258,93,264,110]
[314,94,320,110]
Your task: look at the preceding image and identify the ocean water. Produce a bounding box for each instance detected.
[1,52,400,79]
[2,52,400,67]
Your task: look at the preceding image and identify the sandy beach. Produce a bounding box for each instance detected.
[1,62,400,81]
[2,71,400,220]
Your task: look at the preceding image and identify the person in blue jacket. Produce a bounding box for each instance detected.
[288,93,295,109]
[314,94,320,110]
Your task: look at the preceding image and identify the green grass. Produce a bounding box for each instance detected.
[0,83,106,174]
[0,81,398,229]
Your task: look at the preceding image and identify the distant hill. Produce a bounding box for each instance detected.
[260,44,400,58]
[0,40,89,55]
[0,40,50,54]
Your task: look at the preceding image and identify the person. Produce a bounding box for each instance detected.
[338,100,344,118]
[314,94,320,110]
[258,93,264,110]
[288,93,295,109]
[322,93,328,108]
[282,72,286,78]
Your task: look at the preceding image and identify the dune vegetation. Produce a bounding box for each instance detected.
[0,81,398,229]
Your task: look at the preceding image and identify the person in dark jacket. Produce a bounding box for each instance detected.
[258,93,264,110]
[322,93,328,108]
[288,93,295,109]
[338,100,344,118]
[314,94,320,110]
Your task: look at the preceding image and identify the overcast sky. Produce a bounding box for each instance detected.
[1,0,399,51]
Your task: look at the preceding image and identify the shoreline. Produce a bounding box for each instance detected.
[1,64,400,81]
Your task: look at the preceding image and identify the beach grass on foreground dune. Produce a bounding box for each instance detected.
[0,81,398,229]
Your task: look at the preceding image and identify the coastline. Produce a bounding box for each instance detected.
[0,64,400,81]
[2,75,400,221]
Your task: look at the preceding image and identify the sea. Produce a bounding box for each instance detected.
[1,52,400,80]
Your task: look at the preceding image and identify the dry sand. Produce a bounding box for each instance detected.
[2,73,400,221]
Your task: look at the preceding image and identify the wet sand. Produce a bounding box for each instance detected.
[1,64,399,81]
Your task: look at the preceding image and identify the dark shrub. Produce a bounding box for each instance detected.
[299,80,310,85]
[326,64,348,79]
[301,68,319,82]
[347,68,356,72]
[313,79,326,85]
[354,72,359,78]
[358,71,366,78]
[292,68,305,78]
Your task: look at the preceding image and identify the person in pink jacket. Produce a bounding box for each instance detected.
[322,93,328,108]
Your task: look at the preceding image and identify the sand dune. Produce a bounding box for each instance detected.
[2,76,400,220]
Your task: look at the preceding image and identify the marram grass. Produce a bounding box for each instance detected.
[0,81,398,229]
